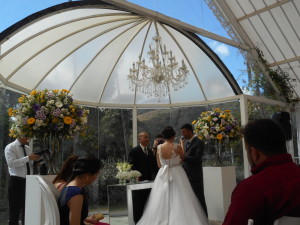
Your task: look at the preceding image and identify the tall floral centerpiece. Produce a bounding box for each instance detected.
[8,89,89,173]
[193,108,240,166]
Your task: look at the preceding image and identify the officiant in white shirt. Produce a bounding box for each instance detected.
[4,136,40,225]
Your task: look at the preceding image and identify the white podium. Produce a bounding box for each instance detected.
[108,182,153,225]
[25,175,60,225]
[203,166,236,221]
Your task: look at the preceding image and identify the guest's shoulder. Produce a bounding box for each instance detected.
[130,145,141,151]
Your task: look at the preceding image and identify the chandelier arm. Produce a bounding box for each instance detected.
[160,23,208,101]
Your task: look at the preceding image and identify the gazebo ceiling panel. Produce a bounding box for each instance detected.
[220,0,300,100]
[0,1,241,107]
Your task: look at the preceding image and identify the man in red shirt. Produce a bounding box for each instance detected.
[223,119,300,225]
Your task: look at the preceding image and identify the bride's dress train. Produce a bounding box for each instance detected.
[137,145,209,225]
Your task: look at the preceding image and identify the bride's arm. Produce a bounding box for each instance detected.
[156,148,162,168]
[175,144,184,160]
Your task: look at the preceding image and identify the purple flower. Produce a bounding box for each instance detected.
[77,110,83,117]
[225,125,232,131]
[52,108,61,117]
[214,113,219,116]
[33,104,41,111]
[210,127,215,131]
[35,110,46,120]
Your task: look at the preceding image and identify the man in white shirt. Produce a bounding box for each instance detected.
[4,136,40,225]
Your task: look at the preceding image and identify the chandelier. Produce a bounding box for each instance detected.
[128,35,189,99]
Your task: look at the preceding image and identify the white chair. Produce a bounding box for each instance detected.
[248,216,300,225]
[36,176,60,225]
[25,175,60,225]
[273,216,300,225]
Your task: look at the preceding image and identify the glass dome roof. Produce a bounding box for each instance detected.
[0,1,241,107]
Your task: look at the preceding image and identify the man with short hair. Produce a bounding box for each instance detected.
[223,119,300,225]
[128,131,159,223]
[5,136,40,225]
[128,131,158,181]
[181,123,208,217]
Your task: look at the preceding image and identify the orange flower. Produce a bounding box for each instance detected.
[225,110,231,113]
[27,117,36,125]
[216,134,223,140]
[63,116,73,125]
[52,118,58,123]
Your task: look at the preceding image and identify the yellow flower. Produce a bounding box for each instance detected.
[63,116,73,125]
[30,90,37,96]
[225,110,231,113]
[52,118,58,123]
[192,120,197,125]
[62,89,70,93]
[8,108,13,117]
[53,89,59,93]
[18,95,25,103]
[214,108,221,112]
[216,134,223,140]
[220,115,226,118]
[27,117,36,125]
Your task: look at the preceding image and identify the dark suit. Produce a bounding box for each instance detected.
[128,145,159,223]
[182,137,208,217]
[128,145,158,181]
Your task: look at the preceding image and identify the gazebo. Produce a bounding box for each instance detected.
[0,0,299,223]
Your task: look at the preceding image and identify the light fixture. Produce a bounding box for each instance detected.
[128,35,189,100]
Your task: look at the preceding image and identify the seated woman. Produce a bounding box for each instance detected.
[53,155,79,192]
[58,154,102,225]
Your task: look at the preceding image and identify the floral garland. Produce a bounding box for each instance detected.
[193,108,240,142]
[8,89,89,139]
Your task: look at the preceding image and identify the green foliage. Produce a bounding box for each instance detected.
[255,47,298,103]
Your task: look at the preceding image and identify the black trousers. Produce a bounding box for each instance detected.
[8,176,26,225]
[190,181,208,217]
[132,189,152,223]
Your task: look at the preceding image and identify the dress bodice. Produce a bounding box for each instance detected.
[158,144,181,167]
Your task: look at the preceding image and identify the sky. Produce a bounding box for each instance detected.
[0,0,247,88]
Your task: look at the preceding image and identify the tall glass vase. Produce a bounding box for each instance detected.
[214,141,224,167]
[43,134,62,174]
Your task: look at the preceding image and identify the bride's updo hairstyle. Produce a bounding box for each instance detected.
[161,126,176,139]
[69,154,101,181]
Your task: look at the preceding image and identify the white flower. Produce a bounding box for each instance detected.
[55,101,63,108]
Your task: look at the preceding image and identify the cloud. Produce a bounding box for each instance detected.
[209,41,230,57]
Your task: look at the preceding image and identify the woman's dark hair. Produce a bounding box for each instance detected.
[52,155,79,184]
[69,154,101,181]
[241,119,287,156]
[161,126,176,139]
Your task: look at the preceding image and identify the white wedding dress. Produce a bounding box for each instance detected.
[137,144,209,225]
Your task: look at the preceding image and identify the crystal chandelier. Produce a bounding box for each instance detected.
[128,35,189,99]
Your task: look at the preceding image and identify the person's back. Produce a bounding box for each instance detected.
[137,126,208,225]
[223,119,300,225]
[158,143,181,167]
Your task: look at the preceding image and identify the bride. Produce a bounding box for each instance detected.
[137,126,209,225]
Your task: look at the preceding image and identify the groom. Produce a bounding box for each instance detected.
[181,123,208,217]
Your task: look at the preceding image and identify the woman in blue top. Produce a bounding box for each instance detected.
[58,154,101,225]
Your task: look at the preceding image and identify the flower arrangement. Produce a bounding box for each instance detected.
[193,108,240,142]
[116,162,132,172]
[8,89,89,139]
[115,162,141,184]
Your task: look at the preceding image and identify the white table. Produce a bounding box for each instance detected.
[108,182,153,225]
